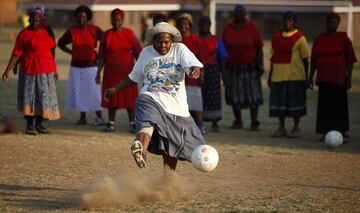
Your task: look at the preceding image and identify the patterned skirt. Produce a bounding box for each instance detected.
[224,63,263,109]
[316,82,349,134]
[202,64,222,122]
[17,71,60,120]
[66,66,102,112]
[135,94,205,162]
[269,80,307,117]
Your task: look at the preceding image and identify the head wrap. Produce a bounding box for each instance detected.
[283,10,298,22]
[111,8,124,19]
[145,22,182,43]
[74,5,93,21]
[29,8,44,20]
[177,13,193,27]
[234,4,247,12]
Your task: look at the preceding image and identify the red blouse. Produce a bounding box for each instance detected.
[222,20,263,65]
[12,27,56,75]
[99,28,142,74]
[58,24,103,67]
[271,30,303,63]
[200,35,217,65]
[181,34,207,86]
[312,32,357,87]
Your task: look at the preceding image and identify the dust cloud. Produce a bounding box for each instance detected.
[78,167,192,209]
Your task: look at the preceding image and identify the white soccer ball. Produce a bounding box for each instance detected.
[325,130,343,148]
[191,144,219,172]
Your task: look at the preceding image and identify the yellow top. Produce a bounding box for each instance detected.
[271,29,310,82]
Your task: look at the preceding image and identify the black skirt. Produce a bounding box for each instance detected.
[316,82,349,134]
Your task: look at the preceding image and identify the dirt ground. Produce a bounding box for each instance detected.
[0,40,360,213]
[1,117,360,213]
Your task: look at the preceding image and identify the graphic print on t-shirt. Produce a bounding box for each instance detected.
[144,56,183,96]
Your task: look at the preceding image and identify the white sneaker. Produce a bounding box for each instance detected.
[93,117,105,126]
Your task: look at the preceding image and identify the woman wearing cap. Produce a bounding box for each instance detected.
[2,9,60,134]
[96,8,142,133]
[308,12,356,142]
[58,5,105,126]
[177,13,208,134]
[268,11,310,138]
[104,22,205,170]
[222,4,264,131]
[199,16,228,132]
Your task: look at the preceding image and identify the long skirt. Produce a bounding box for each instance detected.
[224,63,263,109]
[66,66,102,112]
[269,80,306,117]
[101,68,138,109]
[18,71,60,120]
[135,94,205,162]
[316,82,349,134]
[202,64,222,122]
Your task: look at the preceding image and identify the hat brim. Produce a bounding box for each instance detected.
[145,22,182,43]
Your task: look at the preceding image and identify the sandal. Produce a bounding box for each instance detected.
[131,140,147,168]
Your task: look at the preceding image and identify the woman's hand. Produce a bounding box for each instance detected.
[307,79,314,90]
[346,78,352,90]
[54,73,59,81]
[95,74,101,84]
[2,71,9,82]
[104,87,116,102]
[189,67,201,79]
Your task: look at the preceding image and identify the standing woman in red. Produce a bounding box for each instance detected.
[2,9,60,135]
[198,16,228,132]
[308,12,357,142]
[58,5,105,126]
[96,8,142,132]
[222,4,264,131]
[177,13,208,135]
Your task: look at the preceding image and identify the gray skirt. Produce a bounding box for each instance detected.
[224,63,263,109]
[135,94,205,162]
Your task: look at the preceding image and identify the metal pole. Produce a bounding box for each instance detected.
[210,0,216,34]
[347,1,353,39]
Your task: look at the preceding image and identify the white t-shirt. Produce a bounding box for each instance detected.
[128,43,203,117]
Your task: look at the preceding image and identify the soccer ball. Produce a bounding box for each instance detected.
[191,144,219,172]
[325,130,343,148]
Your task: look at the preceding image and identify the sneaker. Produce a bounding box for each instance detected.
[198,124,206,135]
[76,118,87,125]
[25,126,37,135]
[270,128,287,137]
[128,122,136,133]
[103,123,115,132]
[211,123,220,132]
[250,120,260,131]
[342,132,350,143]
[35,124,50,134]
[287,128,301,138]
[93,117,105,126]
[131,140,147,168]
[230,120,243,129]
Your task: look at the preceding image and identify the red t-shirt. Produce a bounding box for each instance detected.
[312,32,357,87]
[99,28,142,74]
[222,20,263,65]
[200,35,217,65]
[12,27,56,75]
[271,30,303,63]
[181,34,207,86]
[58,24,103,67]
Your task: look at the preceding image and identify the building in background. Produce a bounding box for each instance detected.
[1,0,359,46]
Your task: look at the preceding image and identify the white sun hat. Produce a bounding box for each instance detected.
[145,22,182,43]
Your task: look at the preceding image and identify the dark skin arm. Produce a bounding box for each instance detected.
[256,47,265,76]
[302,58,309,82]
[346,63,353,90]
[2,55,20,82]
[267,63,273,87]
[96,55,105,84]
[308,60,316,90]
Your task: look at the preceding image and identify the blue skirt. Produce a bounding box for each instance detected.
[135,94,205,162]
